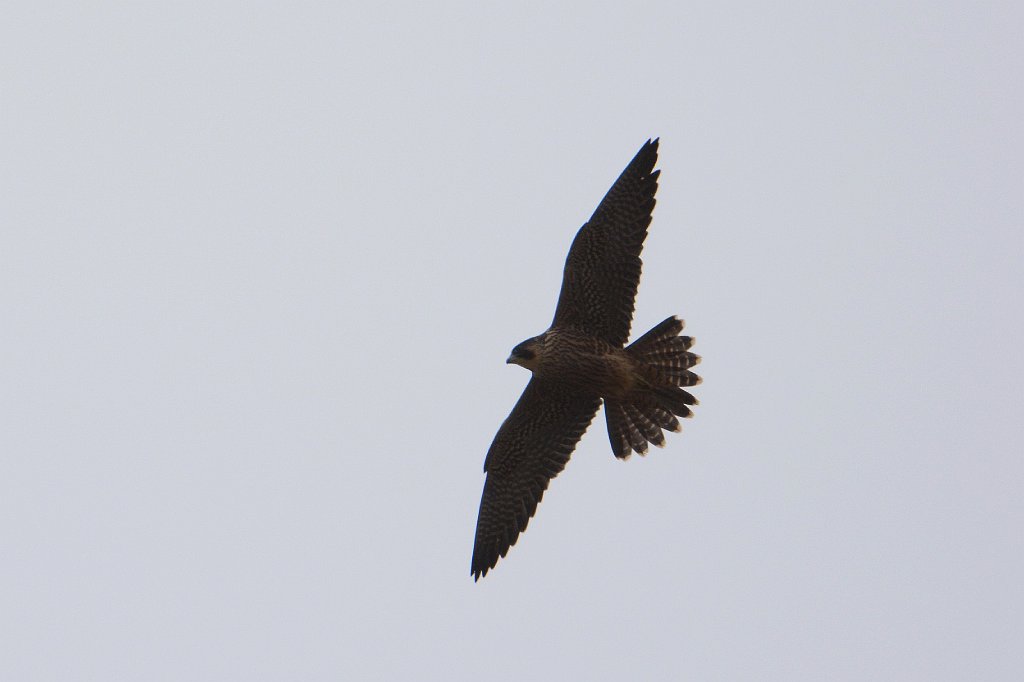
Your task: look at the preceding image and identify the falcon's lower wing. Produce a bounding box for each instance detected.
[472,378,600,580]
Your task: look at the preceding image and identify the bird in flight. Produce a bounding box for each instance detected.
[471,139,701,580]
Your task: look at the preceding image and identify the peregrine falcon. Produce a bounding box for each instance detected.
[471,139,701,580]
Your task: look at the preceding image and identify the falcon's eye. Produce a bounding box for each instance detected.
[511,342,535,361]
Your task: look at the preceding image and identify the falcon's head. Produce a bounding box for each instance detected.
[507,337,542,370]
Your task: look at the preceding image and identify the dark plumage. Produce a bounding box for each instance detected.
[471,139,701,580]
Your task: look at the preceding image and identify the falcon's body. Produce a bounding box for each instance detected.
[510,328,635,397]
[471,139,701,580]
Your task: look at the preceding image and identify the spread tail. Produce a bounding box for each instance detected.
[605,316,701,459]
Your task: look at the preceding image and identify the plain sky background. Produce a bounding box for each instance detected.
[2,2,1022,680]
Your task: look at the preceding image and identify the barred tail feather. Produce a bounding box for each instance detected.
[605,400,646,458]
[627,316,702,387]
[605,316,701,459]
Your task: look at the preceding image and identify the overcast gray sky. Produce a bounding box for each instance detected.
[2,2,1022,680]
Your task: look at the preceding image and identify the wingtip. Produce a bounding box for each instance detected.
[632,137,658,160]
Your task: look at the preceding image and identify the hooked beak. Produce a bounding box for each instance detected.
[505,354,516,364]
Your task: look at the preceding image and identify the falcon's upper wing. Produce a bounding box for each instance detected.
[472,378,600,580]
[551,138,660,347]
